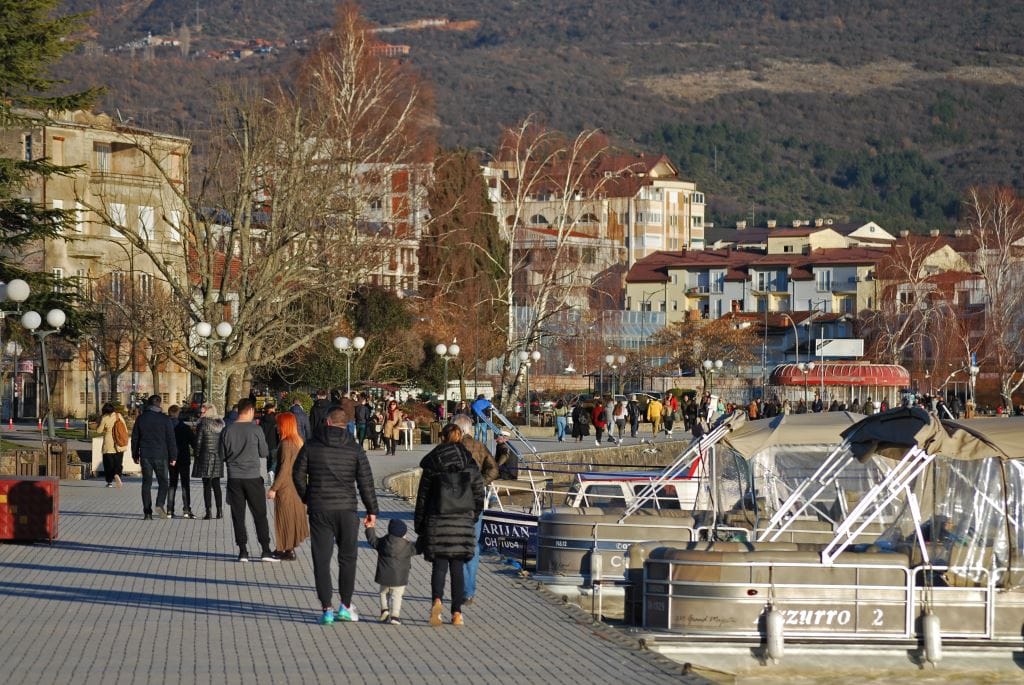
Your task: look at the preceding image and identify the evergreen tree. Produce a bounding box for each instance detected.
[0,0,99,293]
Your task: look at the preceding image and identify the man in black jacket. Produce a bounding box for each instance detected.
[261,403,280,481]
[309,390,333,433]
[167,405,197,519]
[131,395,177,520]
[293,406,378,624]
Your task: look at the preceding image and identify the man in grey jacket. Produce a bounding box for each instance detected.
[220,398,277,562]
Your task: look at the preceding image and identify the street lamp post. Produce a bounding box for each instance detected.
[518,349,540,426]
[21,308,66,439]
[614,354,626,394]
[969,364,980,415]
[797,361,816,406]
[436,340,460,420]
[333,335,367,395]
[702,358,723,395]
[195,321,233,406]
[782,313,800,365]
[603,353,614,396]
[0,279,31,422]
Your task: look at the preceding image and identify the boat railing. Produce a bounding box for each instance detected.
[642,554,1008,640]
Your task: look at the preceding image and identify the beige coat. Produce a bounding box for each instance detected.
[97,412,128,453]
[382,409,406,440]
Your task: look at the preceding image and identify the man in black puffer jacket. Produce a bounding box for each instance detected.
[131,395,177,520]
[293,406,378,623]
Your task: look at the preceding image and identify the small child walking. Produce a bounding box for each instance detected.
[364,518,418,624]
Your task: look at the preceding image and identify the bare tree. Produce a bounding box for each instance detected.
[488,117,620,412]
[964,186,1024,407]
[82,5,432,407]
[650,318,757,392]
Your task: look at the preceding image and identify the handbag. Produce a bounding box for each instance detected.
[429,469,475,515]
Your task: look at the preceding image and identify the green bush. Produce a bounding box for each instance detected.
[286,391,313,413]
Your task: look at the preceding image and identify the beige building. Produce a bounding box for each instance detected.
[2,110,192,417]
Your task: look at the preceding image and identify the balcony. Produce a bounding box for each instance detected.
[685,285,709,296]
[89,170,163,190]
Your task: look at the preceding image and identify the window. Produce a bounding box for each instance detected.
[756,271,773,291]
[710,273,724,293]
[75,202,87,233]
[370,197,383,210]
[783,244,794,253]
[94,143,112,172]
[75,269,88,297]
[138,205,155,241]
[692,192,705,204]
[632,484,681,510]
[110,271,125,301]
[692,216,703,227]
[23,134,33,161]
[582,484,627,508]
[50,136,64,165]
[529,214,549,225]
[816,269,832,292]
[51,268,64,293]
[109,203,127,236]
[619,212,629,224]
[51,199,64,232]
[168,210,182,242]
[578,212,599,224]
[139,272,154,297]
[672,300,678,311]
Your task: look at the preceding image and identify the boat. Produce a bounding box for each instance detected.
[532,411,868,607]
[636,408,1024,669]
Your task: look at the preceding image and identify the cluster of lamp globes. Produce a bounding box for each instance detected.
[196,321,234,340]
[0,278,67,334]
[519,349,540,365]
[334,336,367,353]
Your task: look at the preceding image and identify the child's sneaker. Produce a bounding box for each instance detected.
[379,610,390,623]
[335,604,358,622]
[388,616,401,625]
[319,609,335,625]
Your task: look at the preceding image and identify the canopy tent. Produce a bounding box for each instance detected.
[722,411,865,461]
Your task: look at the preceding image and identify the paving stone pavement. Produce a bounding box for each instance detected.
[0,477,705,684]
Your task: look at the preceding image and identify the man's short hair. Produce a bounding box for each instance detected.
[263,403,276,412]
[326,406,348,426]
[168,405,180,417]
[148,394,162,407]
[237,398,255,414]
[451,414,473,435]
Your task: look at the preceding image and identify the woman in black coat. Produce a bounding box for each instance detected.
[190,403,226,519]
[570,402,590,442]
[414,423,484,626]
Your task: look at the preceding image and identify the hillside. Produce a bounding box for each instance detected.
[58,0,1024,230]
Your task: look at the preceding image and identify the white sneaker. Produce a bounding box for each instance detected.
[595,439,600,446]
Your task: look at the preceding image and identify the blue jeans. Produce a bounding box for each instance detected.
[555,416,567,441]
[474,420,488,445]
[463,516,484,598]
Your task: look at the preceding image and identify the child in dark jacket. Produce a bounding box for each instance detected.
[364,518,418,624]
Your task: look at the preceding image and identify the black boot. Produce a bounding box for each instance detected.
[167,486,177,518]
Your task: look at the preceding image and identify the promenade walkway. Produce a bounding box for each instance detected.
[0,436,705,684]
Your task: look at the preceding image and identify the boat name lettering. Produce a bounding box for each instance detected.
[776,608,852,627]
[481,521,532,540]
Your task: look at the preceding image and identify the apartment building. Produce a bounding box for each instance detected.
[2,110,192,417]
[358,163,430,296]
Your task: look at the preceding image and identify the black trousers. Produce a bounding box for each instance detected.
[202,477,223,514]
[168,458,191,511]
[140,457,169,514]
[226,478,271,552]
[309,510,360,610]
[102,452,123,484]
[431,557,466,613]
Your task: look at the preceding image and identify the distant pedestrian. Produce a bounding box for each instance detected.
[494,432,518,480]
[646,396,664,436]
[603,399,616,443]
[364,518,418,624]
[451,414,498,605]
[382,400,406,456]
[591,400,607,446]
[310,390,333,433]
[627,395,641,437]
[571,402,590,442]
[293,406,378,625]
[354,394,371,449]
[261,402,280,482]
[415,423,484,627]
[167,405,197,519]
[340,391,358,435]
[290,399,312,442]
[470,394,492,443]
[613,401,627,442]
[131,395,177,520]
[267,411,309,561]
[192,403,226,520]
[220,398,277,563]
[97,402,128,488]
[553,400,568,442]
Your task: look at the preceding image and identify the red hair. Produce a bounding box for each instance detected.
[276,411,303,446]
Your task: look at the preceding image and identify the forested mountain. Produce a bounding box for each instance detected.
[58,0,1024,229]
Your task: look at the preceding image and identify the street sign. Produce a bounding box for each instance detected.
[816,338,864,358]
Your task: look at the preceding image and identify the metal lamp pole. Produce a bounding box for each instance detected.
[702,358,722,395]
[21,309,66,439]
[196,321,233,406]
[436,340,460,421]
[1,280,31,422]
[334,335,367,395]
[603,353,614,396]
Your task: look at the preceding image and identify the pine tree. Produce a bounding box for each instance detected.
[0,0,100,288]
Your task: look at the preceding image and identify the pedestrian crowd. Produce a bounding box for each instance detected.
[97,389,498,627]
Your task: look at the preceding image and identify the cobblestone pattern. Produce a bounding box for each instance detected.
[0,478,707,684]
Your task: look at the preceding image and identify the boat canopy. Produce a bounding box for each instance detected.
[841,406,1024,463]
[721,411,865,461]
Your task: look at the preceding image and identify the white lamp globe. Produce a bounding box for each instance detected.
[5,279,31,303]
[702,359,713,371]
[449,343,460,357]
[617,354,626,365]
[45,309,66,329]
[215,322,233,338]
[530,350,540,362]
[353,336,366,350]
[714,360,723,370]
[21,311,41,331]
[195,322,213,338]
[335,336,350,351]
[518,350,529,363]
[436,343,448,357]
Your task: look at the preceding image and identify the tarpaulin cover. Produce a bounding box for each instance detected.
[721,411,865,461]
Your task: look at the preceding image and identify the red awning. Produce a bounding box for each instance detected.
[769,362,911,388]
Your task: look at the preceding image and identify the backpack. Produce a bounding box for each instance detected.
[112,415,129,448]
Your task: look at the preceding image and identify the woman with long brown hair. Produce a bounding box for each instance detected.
[267,411,309,560]
[382,399,406,456]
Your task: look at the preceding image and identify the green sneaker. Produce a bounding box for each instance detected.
[335,604,358,622]
[319,609,335,625]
